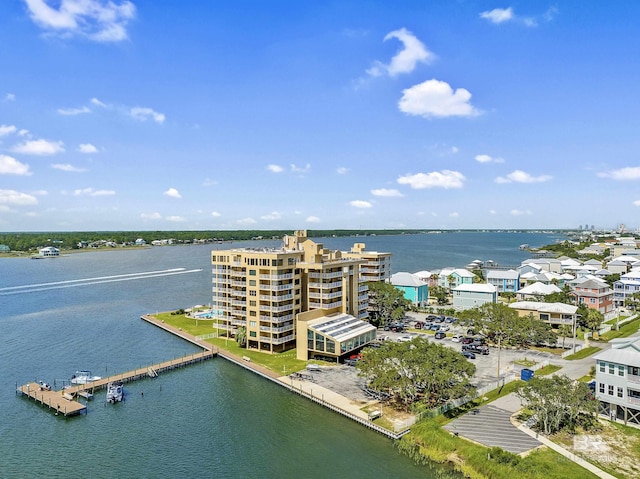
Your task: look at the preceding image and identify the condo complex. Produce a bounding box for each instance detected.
[211,230,391,361]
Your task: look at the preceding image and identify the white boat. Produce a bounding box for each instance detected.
[106,382,124,403]
[71,370,101,385]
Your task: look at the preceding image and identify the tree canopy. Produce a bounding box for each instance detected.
[357,337,476,410]
[517,375,598,435]
[366,281,411,327]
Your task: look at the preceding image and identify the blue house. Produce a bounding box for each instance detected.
[390,272,428,306]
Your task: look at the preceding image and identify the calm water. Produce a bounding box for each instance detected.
[0,232,561,478]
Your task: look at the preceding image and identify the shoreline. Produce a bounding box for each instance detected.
[140,314,408,440]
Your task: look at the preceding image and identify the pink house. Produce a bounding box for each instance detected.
[570,278,614,315]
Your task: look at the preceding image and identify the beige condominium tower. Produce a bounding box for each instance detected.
[211,230,389,361]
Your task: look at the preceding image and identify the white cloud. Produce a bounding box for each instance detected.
[371,188,403,197]
[267,164,284,173]
[164,187,181,199]
[203,178,218,186]
[350,200,373,208]
[72,187,115,196]
[236,217,257,226]
[141,212,162,219]
[0,189,38,205]
[12,139,65,155]
[4,93,15,102]
[0,124,17,136]
[52,163,87,172]
[480,7,514,24]
[57,105,90,115]
[24,0,136,42]
[397,170,466,189]
[367,28,434,77]
[211,211,221,217]
[634,200,640,207]
[495,170,552,183]
[90,97,107,108]
[598,166,640,181]
[336,167,349,175]
[0,155,31,176]
[449,212,459,218]
[306,216,321,223]
[18,129,30,137]
[489,209,497,215]
[399,79,480,118]
[130,107,165,124]
[260,211,282,220]
[31,189,48,196]
[510,209,532,216]
[77,143,98,153]
[451,146,459,154]
[290,163,311,174]
[475,154,504,163]
[166,215,185,222]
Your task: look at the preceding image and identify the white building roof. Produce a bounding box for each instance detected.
[413,270,433,279]
[308,312,376,343]
[453,283,496,293]
[517,282,561,295]
[487,269,519,280]
[594,337,640,367]
[391,272,424,287]
[509,301,578,314]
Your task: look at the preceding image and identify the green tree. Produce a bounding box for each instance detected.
[544,285,573,304]
[517,375,598,435]
[357,337,475,410]
[367,281,410,327]
[235,326,247,348]
[583,308,604,333]
[429,285,449,306]
[557,324,573,350]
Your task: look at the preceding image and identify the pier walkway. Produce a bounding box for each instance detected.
[18,349,215,416]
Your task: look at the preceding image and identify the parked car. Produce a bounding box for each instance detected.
[461,337,474,344]
[414,321,426,329]
[462,351,476,360]
[430,324,441,331]
[344,358,359,366]
[463,344,489,355]
[434,315,444,323]
[434,331,446,340]
[397,335,413,342]
[451,334,463,342]
[439,324,450,332]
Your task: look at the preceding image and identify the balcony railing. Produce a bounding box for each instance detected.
[260,314,294,323]
[308,300,342,309]
[259,293,294,302]
[260,324,294,333]
[308,281,343,289]
[308,291,342,300]
[259,273,294,280]
[261,304,295,313]
[309,271,343,280]
[260,283,294,292]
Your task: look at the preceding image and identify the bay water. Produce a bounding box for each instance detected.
[0,232,561,478]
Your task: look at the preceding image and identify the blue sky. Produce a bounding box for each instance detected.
[1,1,640,232]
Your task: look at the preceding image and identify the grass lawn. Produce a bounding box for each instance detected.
[563,346,601,360]
[534,364,562,376]
[600,318,640,341]
[153,311,309,374]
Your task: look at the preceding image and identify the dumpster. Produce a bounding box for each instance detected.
[521,368,534,381]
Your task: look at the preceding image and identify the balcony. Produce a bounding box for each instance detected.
[260,324,294,333]
[628,374,640,385]
[259,334,295,344]
[259,293,294,302]
[260,273,294,280]
[230,280,246,287]
[308,300,342,309]
[308,291,342,300]
[308,281,342,289]
[309,271,343,280]
[260,283,294,292]
[261,304,295,313]
[260,314,294,323]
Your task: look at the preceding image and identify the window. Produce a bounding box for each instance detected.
[249,311,256,317]
[619,365,625,377]
[609,363,615,374]
[599,383,605,394]
[249,280,256,286]
[599,361,605,373]
[249,290,256,296]
[249,331,256,338]
[250,300,256,307]
[629,366,640,376]
[590,298,596,304]
[608,385,614,396]
[618,387,624,398]
[249,270,256,276]
[249,321,256,327]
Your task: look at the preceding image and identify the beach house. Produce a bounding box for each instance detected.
[390,272,428,306]
[452,283,497,310]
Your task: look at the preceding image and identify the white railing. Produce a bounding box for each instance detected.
[259,293,294,302]
[259,273,293,280]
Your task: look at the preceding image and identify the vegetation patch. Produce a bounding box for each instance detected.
[600,318,640,341]
[534,364,562,376]
[563,346,601,361]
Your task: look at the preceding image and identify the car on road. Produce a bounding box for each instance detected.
[397,335,413,342]
[434,331,447,340]
[462,351,476,360]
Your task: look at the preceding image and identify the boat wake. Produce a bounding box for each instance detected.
[0,268,203,295]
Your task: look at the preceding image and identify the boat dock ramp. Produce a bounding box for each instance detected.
[17,349,216,417]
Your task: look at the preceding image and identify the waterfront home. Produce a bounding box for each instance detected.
[135,238,146,246]
[452,283,496,311]
[508,301,578,328]
[486,269,519,293]
[211,230,372,355]
[578,243,607,256]
[593,337,640,425]
[0,244,9,253]
[516,282,561,301]
[569,278,614,315]
[438,267,475,290]
[521,258,562,273]
[296,311,377,361]
[519,270,566,288]
[593,268,614,280]
[390,272,428,306]
[38,246,60,257]
[413,270,438,287]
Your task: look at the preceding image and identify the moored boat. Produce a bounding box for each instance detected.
[71,370,102,384]
[106,381,124,403]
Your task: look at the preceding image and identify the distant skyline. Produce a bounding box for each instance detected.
[1,1,640,232]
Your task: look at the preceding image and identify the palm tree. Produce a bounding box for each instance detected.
[235,326,247,348]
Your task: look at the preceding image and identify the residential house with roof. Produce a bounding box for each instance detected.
[509,301,578,328]
[516,282,562,301]
[38,246,60,257]
[413,270,438,287]
[486,269,519,293]
[438,268,476,291]
[607,256,640,275]
[0,244,9,253]
[452,283,496,311]
[578,244,607,256]
[521,258,562,273]
[613,270,640,308]
[390,272,428,306]
[570,278,614,315]
[593,337,640,425]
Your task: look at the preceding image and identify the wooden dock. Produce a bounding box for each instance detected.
[18,349,216,416]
